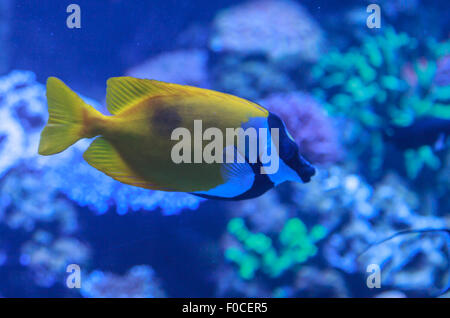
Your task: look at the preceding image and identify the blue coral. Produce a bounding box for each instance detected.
[81,265,166,298]
[20,231,90,288]
[293,165,449,295]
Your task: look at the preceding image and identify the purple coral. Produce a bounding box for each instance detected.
[434,55,450,87]
[260,92,342,165]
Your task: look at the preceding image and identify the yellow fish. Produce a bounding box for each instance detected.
[38,77,315,200]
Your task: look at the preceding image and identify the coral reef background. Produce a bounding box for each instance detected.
[0,0,449,297]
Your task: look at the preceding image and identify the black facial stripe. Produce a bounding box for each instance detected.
[191,147,274,201]
[267,112,315,182]
[267,112,298,165]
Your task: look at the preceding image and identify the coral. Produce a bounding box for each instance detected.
[375,290,407,298]
[312,27,450,178]
[293,164,449,295]
[2,1,450,298]
[285,266,350,298]
[81,265,165,298]
[434,55,450,87]
[259,92,342,165]
[126,49,210,88]
[215,266,273,297]
[0,70,47,178]
[437,151,450,212]
[224,217,327,280]
[210,0,324,62]
[293,165,374,230]
[20,231,90,288]
[211,56,295,101]
[0,169,78,233]
[217,194,330,297]
[227,190,290,234]
[359,230,449,295]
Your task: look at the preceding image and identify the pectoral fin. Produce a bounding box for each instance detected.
[193,147,255,198]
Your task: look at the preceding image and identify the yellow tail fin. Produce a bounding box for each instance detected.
[38,77,103,155]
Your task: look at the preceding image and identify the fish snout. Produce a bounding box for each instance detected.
[300,164,316,183]
[296,155,316,183]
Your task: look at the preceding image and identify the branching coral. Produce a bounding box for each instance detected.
[224,217,327,280]
[260,92,342,165]
[312,27,450,178]
[359,230,450,295]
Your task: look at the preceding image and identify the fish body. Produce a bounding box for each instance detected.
[39,77,315,200]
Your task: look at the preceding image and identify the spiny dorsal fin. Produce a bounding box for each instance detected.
[83,137,172,191]
[106,77,187,115]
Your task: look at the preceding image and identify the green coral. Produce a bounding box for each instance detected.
[312,27,450,178]
[225,217,327,280]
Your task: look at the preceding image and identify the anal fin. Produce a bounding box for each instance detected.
[83,137,171,191]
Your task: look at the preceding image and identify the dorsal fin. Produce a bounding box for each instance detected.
[83,137,172,191]
[106,77,184,115]
[106,76,269,116]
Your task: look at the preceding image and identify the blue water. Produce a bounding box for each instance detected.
[0,0,449,297]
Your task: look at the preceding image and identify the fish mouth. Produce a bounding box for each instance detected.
[292,154,316,183]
